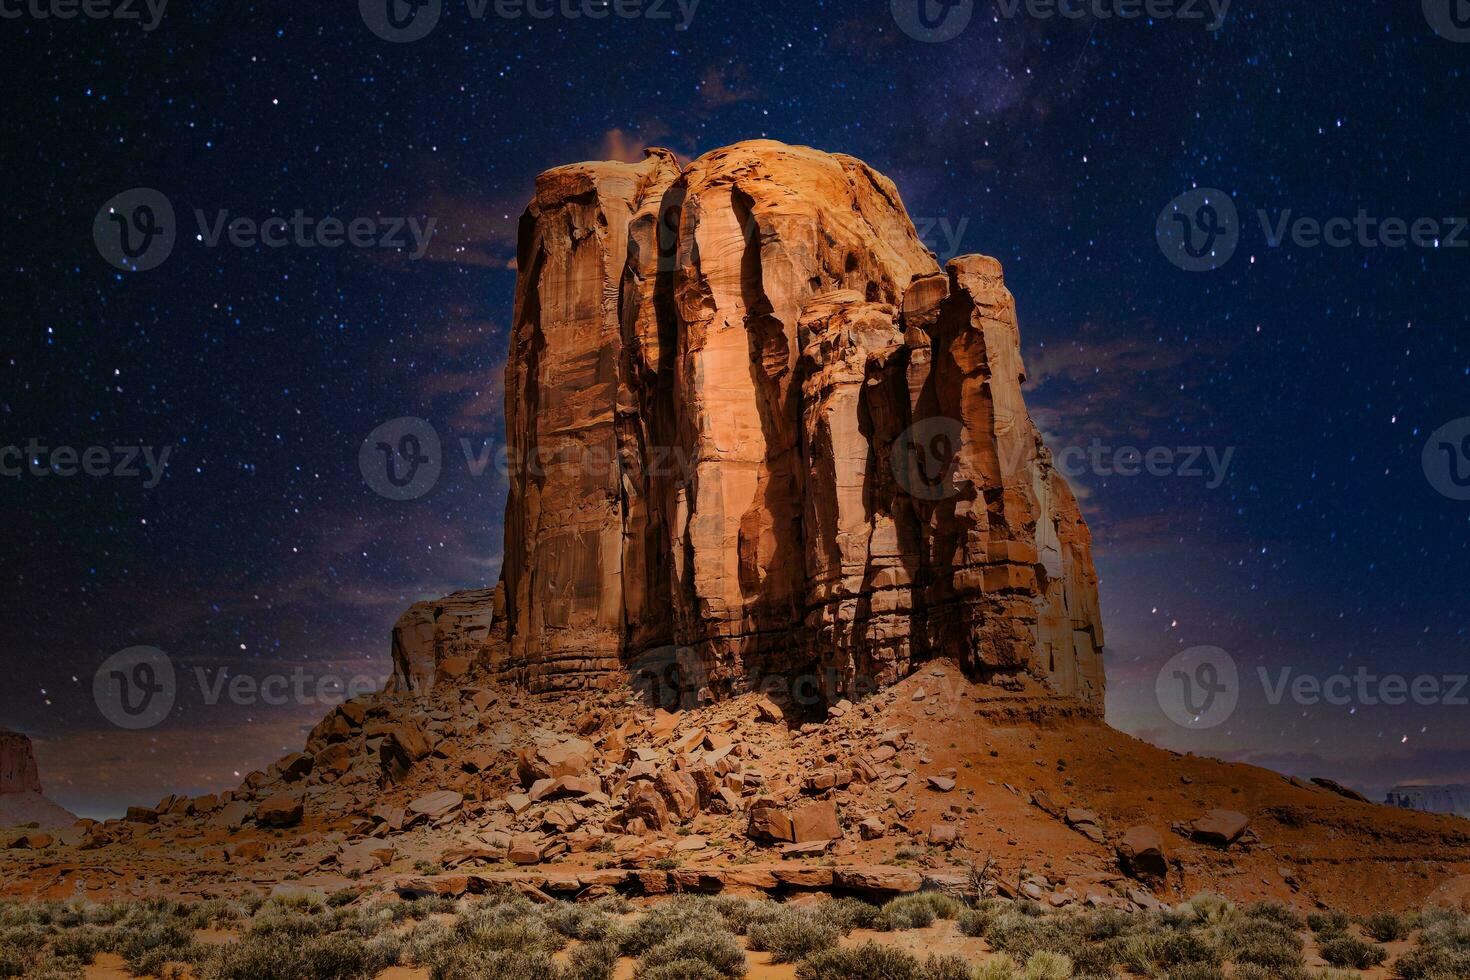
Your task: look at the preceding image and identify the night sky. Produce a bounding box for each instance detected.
[3,0,1467,819]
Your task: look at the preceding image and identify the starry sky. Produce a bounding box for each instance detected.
[2,1,1467,819]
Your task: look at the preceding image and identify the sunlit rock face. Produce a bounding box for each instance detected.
[473,140,1105,709]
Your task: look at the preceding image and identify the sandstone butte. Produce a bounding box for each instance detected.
[396,139,1105,713]
[8,143,1470,916]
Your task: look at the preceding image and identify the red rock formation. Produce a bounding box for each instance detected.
[389,588,501,693]
[490,140,1106,710]
[0,727,42,796]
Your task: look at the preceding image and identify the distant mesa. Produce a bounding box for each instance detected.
[0,726,77,830]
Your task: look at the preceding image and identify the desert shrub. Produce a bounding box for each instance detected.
[563,939,620,980]
[1070,936,1127,975]
[454,899,566,955]
[1392,944,1470,979]
[0,927,48,957]
[1177,894,1237,928]
[1226,918,1304,973]
[1361,910,1413,943]
[1245,901,1304,931]
[115,918,199,975]
[1077,908,1133,942]
[1160,965,1225,980]
[795,942,925,980]
[748,909,840,962]
[974,956,1021,980]
[203,929,389,980]
[880,891,962,930]
[544,902,616,941]
[919,953,974,979]
[425,944,561,980]
[1229,966,1307,980]
[403,921,458,971]
[48,923,110,964]
[814,897,884,933]
[1307,910,1351,935]
[1023,951,1074,979]
[0,942,36,979]
[1318,933,1387,970]
[247,904,326,940]
[617,897,730,956]
[983,912,1074,960]
[639,961,726,980]
[1123,929,1222,974]
[959,906,994,937]
[636,929,746,978]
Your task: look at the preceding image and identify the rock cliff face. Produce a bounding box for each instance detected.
[491,140,1105,709]
[0,727,43,796]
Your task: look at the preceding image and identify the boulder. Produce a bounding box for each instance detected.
[1193,810,1250,847]
[790,800,841,843]
[379,721,434,784]
[254,793,303,828]
[1117,825,1169,880]
[408,790,465,820]
[748,799,796,843]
